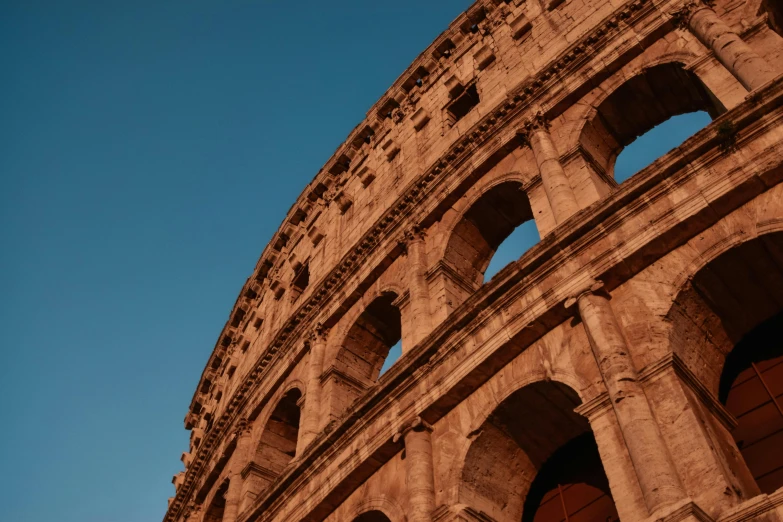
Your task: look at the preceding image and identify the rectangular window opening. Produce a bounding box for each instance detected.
[446,83,480,124]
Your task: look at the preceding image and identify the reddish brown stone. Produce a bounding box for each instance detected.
[164,1,783,522]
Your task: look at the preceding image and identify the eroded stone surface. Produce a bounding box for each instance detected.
[164,1,783,521]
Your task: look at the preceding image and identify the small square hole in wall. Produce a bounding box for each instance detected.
[446,84,480,124]
[254,318,263,330]
[241,340,250,353]
[290,263,310,302]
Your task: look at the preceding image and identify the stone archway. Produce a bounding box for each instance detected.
[458,381,618,522]
[443,180,536,289]
[578,62,724,182]
[203,480,228,522]
[677,232,783,495]
[321,292,402,424]
[240,388,303,511]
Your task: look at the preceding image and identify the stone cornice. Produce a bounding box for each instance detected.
[560,143,618,189]
[574,391,612,420]
[241,461,278,482]
[645,499,714,522]
[426,260,479,295]
[638,353,738,430]
[717,488,783,522]
[164,2,756,520]
[319,365,371,394]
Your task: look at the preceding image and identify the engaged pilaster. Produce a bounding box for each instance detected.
[566,282,686,515]
[222,420,253,522]
[403,226,433,351]
[299,324,328,450]
[674,0,776,91]
[518,114,580,225]
[395,417,436,522]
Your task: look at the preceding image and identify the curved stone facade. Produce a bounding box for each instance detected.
[164,1,783,521]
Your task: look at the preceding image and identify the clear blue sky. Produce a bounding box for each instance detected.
[0,2,708,522]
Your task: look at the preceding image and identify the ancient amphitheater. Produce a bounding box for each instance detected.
[164,1,783,521]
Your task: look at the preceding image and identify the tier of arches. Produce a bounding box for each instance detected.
[191,18,783,522]
[202,227,783,522]
[322,58,728,410]
[327,223,783,520]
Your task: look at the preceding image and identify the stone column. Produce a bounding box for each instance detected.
[519,114,580,225]
[405,226,433,351]
[222,421,253,522]
[677,1,776,91]
[299,325,328,451]
[567,283,686,514]
[576,396,650,522]
[396,417,436,522]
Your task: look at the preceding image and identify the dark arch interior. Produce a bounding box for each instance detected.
[760,0,783,37]
[337,292,402,382]
[203,480,228,522]
[255,388,302,477]
[445,181,537,287]
[720,312,783,494]
[354,510,392,522]
[460,381,617,521]
[687,233,783,495]
[524,433,618,522]
[581,62,724,182]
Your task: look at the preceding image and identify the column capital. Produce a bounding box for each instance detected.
[670,0,715,29]
[183,502,203,521]
[404,224,427,243]
[399,224,427,254]
[393,415,434,443]
[307,323,329,343]
[516,111,550,144]
[233,417,252,439]
[564,279,605,309]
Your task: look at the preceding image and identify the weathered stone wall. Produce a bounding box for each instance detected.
[164,0,783,521]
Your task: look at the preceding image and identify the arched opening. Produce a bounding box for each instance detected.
[458,381,618,522]
[203,480,228,522]
[523,434,618,522]
[445,181,539,287]
[580,62,724,185]
[672,232,783,497]
[290,262,310,302]
[322,293,403,424]
[255,388,302,476]
[614,112,711,183]
[239,389,303,511]
[354,510,392,522]
[336,292,402,383]
[720,313,783,494]
[380,339,402,376]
